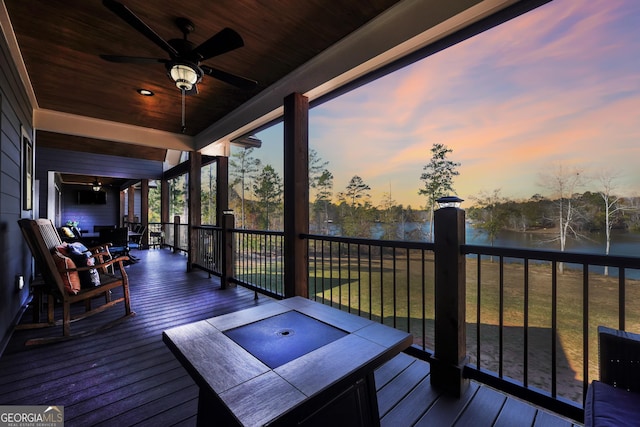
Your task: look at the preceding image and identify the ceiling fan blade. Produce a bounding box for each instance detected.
[100,55,167,64]
[103,0,179,58]
[201,65,257,89]
[191,28,244,61]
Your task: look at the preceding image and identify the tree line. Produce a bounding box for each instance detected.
[154,145,638,263]
[223,143,461,238]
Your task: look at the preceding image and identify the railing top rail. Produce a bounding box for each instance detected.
[232,228,285,236]
[463,244,640,268]
[193,225,222,230]
[302,233,436,250]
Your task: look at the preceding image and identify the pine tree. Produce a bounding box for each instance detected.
[418,143,460,241]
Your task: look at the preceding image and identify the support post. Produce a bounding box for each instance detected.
[119,191,125,226]
[216,156,229,227]
[431,200,469,397]
[174,216,181,254]
[188,151,202,271]
[221,212,235,289]
[283,92,309,298]
[161,178,169,247]
[140,179,149,248]
[128,185,135,227]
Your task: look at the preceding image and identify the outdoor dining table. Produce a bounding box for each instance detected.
[162,296,413,426]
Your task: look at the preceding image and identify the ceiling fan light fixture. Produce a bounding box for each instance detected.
[92,179,102,192]
[170,63,201,91]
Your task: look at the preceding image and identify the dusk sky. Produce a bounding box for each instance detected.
[244,0,639,208]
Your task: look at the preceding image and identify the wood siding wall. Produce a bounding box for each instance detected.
[61,185,121,232]
[0,26,35,349]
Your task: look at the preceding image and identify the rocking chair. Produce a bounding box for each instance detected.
[17,218,135,345]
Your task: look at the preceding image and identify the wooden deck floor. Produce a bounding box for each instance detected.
[0,248,580,426]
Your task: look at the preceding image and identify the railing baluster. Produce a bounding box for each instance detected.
[582,264,589,404]
[380,245,384,324]
[499,255,504,378]
[338,242,342,310]
[524,258,529,388]
[477,254,482,372]
[357,244,362,316]
[551,260,558,398]
[393,247,397,328]
[329,240,333,307]
[405,248,410,334]
[368,245,373,320]
[620,267,626,331]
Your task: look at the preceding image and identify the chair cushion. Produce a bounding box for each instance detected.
[59,226,75,239]
[51,249,81,295]
[585,380,640,427]
[68,242,101,288]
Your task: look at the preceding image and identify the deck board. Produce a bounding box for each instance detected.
[413,381,480,427]
[377,358,431,417]
[455,385,507,426]
[0,248,582,426]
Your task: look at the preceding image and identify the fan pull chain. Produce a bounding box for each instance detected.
[181,88,187,133]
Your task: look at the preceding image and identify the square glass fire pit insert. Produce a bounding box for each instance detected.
[223,311,348,369]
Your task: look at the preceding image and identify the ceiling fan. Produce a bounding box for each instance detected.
[100,0,258,95]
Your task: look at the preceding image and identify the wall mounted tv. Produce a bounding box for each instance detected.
[77,190,107,205]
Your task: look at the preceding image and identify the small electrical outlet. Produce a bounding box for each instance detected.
[16,275,24,291]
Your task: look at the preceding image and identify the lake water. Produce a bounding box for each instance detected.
[366,221,640,279]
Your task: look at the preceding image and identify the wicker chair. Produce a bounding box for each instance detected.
[584,326,640,426]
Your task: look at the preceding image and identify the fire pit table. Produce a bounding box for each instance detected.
[162,296,412,426]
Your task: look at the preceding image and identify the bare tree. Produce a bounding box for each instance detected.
[538,163,585,272]
[597,170,633,275]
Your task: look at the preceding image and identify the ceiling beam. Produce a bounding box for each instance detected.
[34,109,193,151]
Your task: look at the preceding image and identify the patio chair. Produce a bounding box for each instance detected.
[128,224,146,250]
[17,218,135,345]
[99,227,131,259]
[584,326,640,426]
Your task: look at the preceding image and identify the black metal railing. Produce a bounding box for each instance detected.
[306,234,435,352]
[192,225,223,275]
[232,229,284,298]
[164,222,189,252]
[461,244,640,420]
[147,222,163,248]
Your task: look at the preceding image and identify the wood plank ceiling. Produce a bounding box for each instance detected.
[2,0,406,185]
[5,0,402,138]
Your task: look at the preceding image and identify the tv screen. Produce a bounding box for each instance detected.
[77,190,107,205]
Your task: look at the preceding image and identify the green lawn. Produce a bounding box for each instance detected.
[308,250,640,404]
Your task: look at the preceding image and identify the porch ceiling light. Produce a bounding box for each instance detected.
[436,196,463,209]
[169,63,201,91]
[92,178,102,192]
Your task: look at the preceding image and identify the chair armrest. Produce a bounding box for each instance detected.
[57,256,129,273]
[599,326,640,391]
[87,242,113,252]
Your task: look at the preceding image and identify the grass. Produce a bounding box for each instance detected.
[308,249,640,404]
